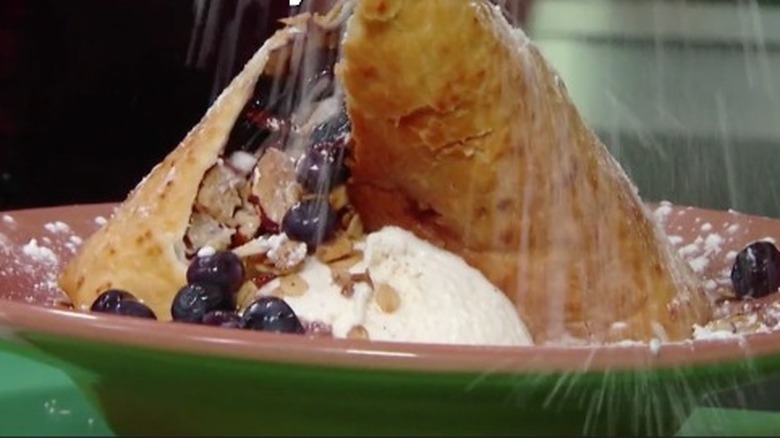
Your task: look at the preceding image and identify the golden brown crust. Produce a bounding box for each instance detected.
[339,0,712,344]
[58,23,304,320]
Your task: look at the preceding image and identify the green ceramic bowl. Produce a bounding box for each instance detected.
[1,203,780,436]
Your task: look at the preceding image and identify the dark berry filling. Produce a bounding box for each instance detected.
[88,17,349,337]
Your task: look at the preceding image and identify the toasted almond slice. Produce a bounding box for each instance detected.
[235,281,260,311]
[251,149,302,225]
[329,185,350,211]
[332,270,354,298]
[316,234,354,263]
[347,325,370,340]
[344,213,364,239]
[375,283,400,314]
[352,271,374,289]
[329,251,363,272]
[280,274,308,297]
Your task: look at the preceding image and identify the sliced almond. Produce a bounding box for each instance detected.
[352,271,374,289]
[251,148,302,225]
[329,251,363,272]
[375,283,401,314]
[316,234,353,263]
[197,164,244,224]
[280,274,308,297]
[347,325,370,340]
[332,270,354,298]
[329,185,350,211]
[235,281,260,311]
[344,213,364,239]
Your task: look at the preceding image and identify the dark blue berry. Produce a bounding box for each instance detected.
[90,289,136,312]
[310,109,350,146]
[281,198,337,248]
[298,110,350,194]
[297,140,350,194]
[186,251,245,297]
[202,310,243,328]
[731,241,780,299]
[242,297,304,334]
[114,300,157,320]
[171,283,231,323]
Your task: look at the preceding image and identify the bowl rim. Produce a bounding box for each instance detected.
[0,294,774,375]
[0,203,777,375]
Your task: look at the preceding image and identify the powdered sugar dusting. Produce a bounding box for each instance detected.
[22,239,58,266]
[0,216,90,307]
[44,221,71,234]
[653,201,674,224]
[94,216,108,226]
[2,215,14,225]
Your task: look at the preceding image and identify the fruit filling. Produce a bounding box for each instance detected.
[89,16,364,335]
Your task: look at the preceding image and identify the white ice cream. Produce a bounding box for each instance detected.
[257,226,533,346]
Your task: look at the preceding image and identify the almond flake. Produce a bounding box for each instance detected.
[347,325,370,340]
[251,149,302,225]
[235,281,259,311]
[375,283,400,314]
[352,271,374,289]
[329,185,350,211]
[316,234,353,263]
[280,274,308,297]
[332,270,354,298]
[344,213,364,239]
[328,251,363,272]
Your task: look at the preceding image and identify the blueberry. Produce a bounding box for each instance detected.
[310,110,350,146]
[297,140,350,195]
[114,300,157,320]
[171,283,231,323]
[186,251,245,297]
[731,241,780,299]
[281,198,337,248]
[90,289,136,313]
[297,110,351,194]
[202,310,243,328]
[242,297,304,334]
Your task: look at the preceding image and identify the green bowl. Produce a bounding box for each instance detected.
[1,203,780,436]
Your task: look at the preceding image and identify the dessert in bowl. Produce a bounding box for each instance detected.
[2,0,780,435]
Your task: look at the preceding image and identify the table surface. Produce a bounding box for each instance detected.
[0,350,113,435]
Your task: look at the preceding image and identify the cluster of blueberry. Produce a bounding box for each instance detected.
[86,65,355,335]
[90,250,304,334]
[731,241,780,300]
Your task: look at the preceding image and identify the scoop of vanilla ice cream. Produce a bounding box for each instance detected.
[257,226,533,346]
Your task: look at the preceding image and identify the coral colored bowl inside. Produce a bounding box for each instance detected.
[1,203,780,435]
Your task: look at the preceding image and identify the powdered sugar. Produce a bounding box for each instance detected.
[94,216,108,226]
[2,215,14,225]
[692,324,741,340]
[22,239,58,266]
[0,215,92,306]
[44,221,71,234]
[653,201,674,224]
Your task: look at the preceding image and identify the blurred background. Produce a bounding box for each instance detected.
[1,0,779,218]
